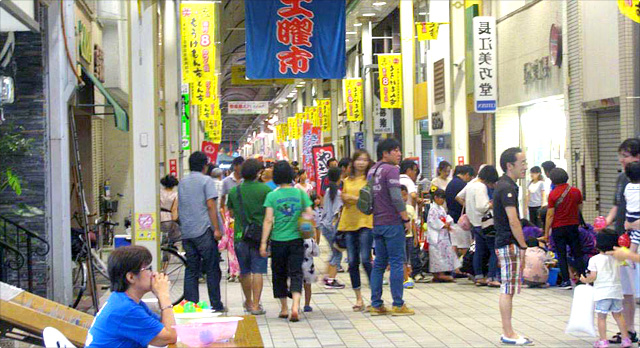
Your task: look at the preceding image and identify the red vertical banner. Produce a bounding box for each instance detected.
[302,121,322,185]
[202,141,220,164]
[169,159,178,178]
[312,144,335,197]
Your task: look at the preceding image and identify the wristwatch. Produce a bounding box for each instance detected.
[160,304,173,311]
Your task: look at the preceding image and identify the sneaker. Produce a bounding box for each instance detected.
[337,265,346,273]
[500,335,534,346]
[594,339,610,348]
[610,331,638,344]
[403,279,415,289]
[324,279,345,289]
[558,281,572,290]
[369,305,389,316]
[620,337,632,348]
[303,305,313,312]
[391,304,415,316]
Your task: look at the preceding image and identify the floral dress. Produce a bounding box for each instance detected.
[427,203,460,273]
[218,210,240,277]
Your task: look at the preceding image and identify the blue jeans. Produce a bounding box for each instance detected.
[345,228,373,289]
[472,226,498,280]
[183,230,223,310]
[370,225,405,308]
[321,226,343,266]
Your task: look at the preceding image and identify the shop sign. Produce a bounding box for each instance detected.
[373,96,394,134]
[549,24,562,67]
[523,57,551,84]
[312,144,335,197]
[457,156,465,165]
[169,159,178,178]
[231,65,294,86]
[431,111,444,131]
[378,54,403,109]
[473,16,497,113]
[244,0,346,79]
[228,101,269,114]
[354,132,365,150]
[344,78,363,121]
[318,99,331,132]
[202,141,220,163]
[618,0,640,23]
[93,45,105,83]
[302,122,322,185]
[288,117,298,140]
[181,85,191,151]
[416,22,440,41]
[78,20,93,64]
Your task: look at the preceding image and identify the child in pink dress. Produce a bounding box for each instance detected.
[218,210,240,281]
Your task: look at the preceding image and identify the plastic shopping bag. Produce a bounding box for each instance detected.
[565,284,596,337]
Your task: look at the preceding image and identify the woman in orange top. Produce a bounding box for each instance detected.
[338,150,374,312]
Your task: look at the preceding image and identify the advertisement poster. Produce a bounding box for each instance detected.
[135,213,157,242]
[312,144,335,197]
[302,122,322,185]
[318,99,332,132]
[378,53,403,109]
[344,78,363,121]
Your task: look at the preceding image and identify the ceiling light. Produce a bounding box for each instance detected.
[354,23,363,27]
[346,31,357,35]
[362,13,376,17]
[418,11,427,15]
[372,1,386,6]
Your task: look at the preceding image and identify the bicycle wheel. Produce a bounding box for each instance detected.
[161,246,186,305]
[71,260,87,308]
[91,250,110,280]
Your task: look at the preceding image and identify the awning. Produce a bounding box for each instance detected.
[81,66,129,132]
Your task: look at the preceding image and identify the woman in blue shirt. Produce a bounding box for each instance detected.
[85,246,177,348]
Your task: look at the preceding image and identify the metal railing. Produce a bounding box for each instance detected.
[0,215,50,293]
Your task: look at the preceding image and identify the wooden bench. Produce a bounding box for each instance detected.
[169,315,263,348]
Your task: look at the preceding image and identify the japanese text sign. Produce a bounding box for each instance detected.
[228,101,270,114]
[318,99,331,132]
[416,22,440,41]
[373,96,394,134]
[344,78,363,121]
[378,54,403,109]
[473,17,497,113]
[302,122,322,185]
[180,2,215,86]
[244,0,346,79]
[202,141,220,164]
[288,117,298,140]
[312,144,335,197]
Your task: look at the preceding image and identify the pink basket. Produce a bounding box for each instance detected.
[173,317,243,347]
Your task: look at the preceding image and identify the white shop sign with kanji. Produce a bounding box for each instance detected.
[473,16,497,113]
[373,96,394,134]
[227,101,270,115]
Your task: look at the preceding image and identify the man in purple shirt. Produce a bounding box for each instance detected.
[368,139,415,316]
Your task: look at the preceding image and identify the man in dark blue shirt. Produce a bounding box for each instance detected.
[445,165,475,255]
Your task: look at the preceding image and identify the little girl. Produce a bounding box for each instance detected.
[219,210,240,282]
[302,192,322,312]
[427,189,459,282]
[580,231,631,348]
[526,166,545,227]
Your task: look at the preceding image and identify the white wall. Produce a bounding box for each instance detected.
[100,0,129,93]
[491,0,527,20]
[427,0,451,135]
[581,0,620,102]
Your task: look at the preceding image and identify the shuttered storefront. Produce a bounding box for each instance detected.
[596,109,621,214]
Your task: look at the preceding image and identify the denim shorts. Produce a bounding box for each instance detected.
[235,240,268,275]
[595,298,623,314]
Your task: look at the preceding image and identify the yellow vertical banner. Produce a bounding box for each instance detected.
[288,117,298,140]
[344,78,363,121]
[416,22,440,41]
[200,104,212,121]
[296,113,305,136]
[378,54,403,109]
[211,117,222,144]
[180,2,215,104]
[319,99,332,132]
[307,106,320,127]
[618,0,640,23]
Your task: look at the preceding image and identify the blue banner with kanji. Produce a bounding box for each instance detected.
[245,0,346,79]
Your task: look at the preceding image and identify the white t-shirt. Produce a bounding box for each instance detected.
[400,174,417,206]
[544,177,552,199]
[456,181,491,227]
[624,183,640,219]
[588,254,623,301]
[528,181,545,207]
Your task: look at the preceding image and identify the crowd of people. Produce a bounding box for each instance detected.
[85,137,640,347]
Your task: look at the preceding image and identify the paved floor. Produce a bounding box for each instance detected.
[203,246,633,348]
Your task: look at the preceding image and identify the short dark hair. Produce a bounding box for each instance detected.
[160,174,179,188]
[478,165,500,183]
[108,246,153,292]
[625,161,640,183]
[437,161,451,175]
[189,151,209,172]
[376,138,401,161]
[454,165,475,177]
[291,161,299,167]
[328,158,338,166]
[241,159,263,181]
[526,237,539,248]
[619,138,640,157]
[500,147,523,173]
[541,161,556,175]
[400,160,417,174]
[273,160,295,185]
[431,188,446,200]
[327,166,341,182]
[232,156,245,168]
[549,168,569,185]
[596,229,619,252]
[530,166,541,174]
[400,185,408,192]
[338,157,351,169]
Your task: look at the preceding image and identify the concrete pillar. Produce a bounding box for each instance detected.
[296,88,304,161]
[450,1,468,163]
[163,0,180,176]
[362,21,375,157]
[330,79,339,148]
[400,1,416,157]
[619,12,640,139]
[47,0,76,304]
[128,0,160,265]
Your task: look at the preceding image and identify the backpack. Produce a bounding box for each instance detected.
[357,164,383,215]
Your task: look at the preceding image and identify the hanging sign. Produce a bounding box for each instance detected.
[181,86,191,151]
[318,99,331,132]
[202,141,220,163]
[373,96,394,134]
[354,132,365,150]
[302,122,322,185]
[618,0,640,23]
[344,78,363,121]
[473,16,497,113]
[378,54,403,109]
[169,159,178,178]
[231,65,294,85]
[312,144,335,197]
[180,2,216,103]
[288,117,298,140]
[416,22,440,41]
[244,0,346,79]
[228,101,270,114]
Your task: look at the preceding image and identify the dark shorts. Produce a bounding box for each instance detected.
[235,240,268,275]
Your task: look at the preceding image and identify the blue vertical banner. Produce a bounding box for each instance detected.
[245,0,346,79]
[354,132,365,150]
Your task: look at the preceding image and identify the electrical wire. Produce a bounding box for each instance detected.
[60,0,83,85]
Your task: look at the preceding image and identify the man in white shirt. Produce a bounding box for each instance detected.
[399,160,419,207]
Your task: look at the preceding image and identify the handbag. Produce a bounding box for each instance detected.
[458,204,472,231]
[357,164,383,215]
[237,185,262,247]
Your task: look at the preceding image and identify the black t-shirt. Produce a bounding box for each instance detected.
[494,174,520,248]
[445,176,467,223]
[614,172,629,235]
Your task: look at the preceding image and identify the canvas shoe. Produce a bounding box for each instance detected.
[369,305,389,316]
[391,304,415,316]
[500,335,534,346]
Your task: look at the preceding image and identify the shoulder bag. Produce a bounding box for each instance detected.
[357,164,383,215]
[553,185,586,228]
[481,185,496,236]
[237,185,263,247]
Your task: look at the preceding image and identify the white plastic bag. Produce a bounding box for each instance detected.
[565,284,596,337]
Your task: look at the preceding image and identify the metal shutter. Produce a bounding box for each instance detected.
[495,109,520,174]
[596,110,621,214]
[91,118,104,215]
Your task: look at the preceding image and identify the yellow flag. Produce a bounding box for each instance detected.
[416,22,440,41]
[344,79,363,122]
[288,117,298,140]
[319,99,332,132]
[618,0,640,23]
[378,54,403,109]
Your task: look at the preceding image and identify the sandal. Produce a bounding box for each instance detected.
[251,304,266,315]
[278,313,289,319]
[289,312,299,322]
[352,304,365,312]
[488,281,501,288]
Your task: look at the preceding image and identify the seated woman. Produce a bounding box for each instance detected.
[85,246,177,348]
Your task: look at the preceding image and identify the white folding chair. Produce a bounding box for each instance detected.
[42,327,76,348]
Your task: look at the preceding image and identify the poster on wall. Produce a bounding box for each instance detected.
[312,144,335,196]
[302,122,322,185]
[135,213,157,242]
[473,16,497,113]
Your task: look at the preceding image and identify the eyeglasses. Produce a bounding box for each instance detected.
[140,265,153,273]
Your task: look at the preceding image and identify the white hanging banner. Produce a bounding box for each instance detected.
[473,16,497,113]
[227,101,270,114]
[373,96,394,134]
